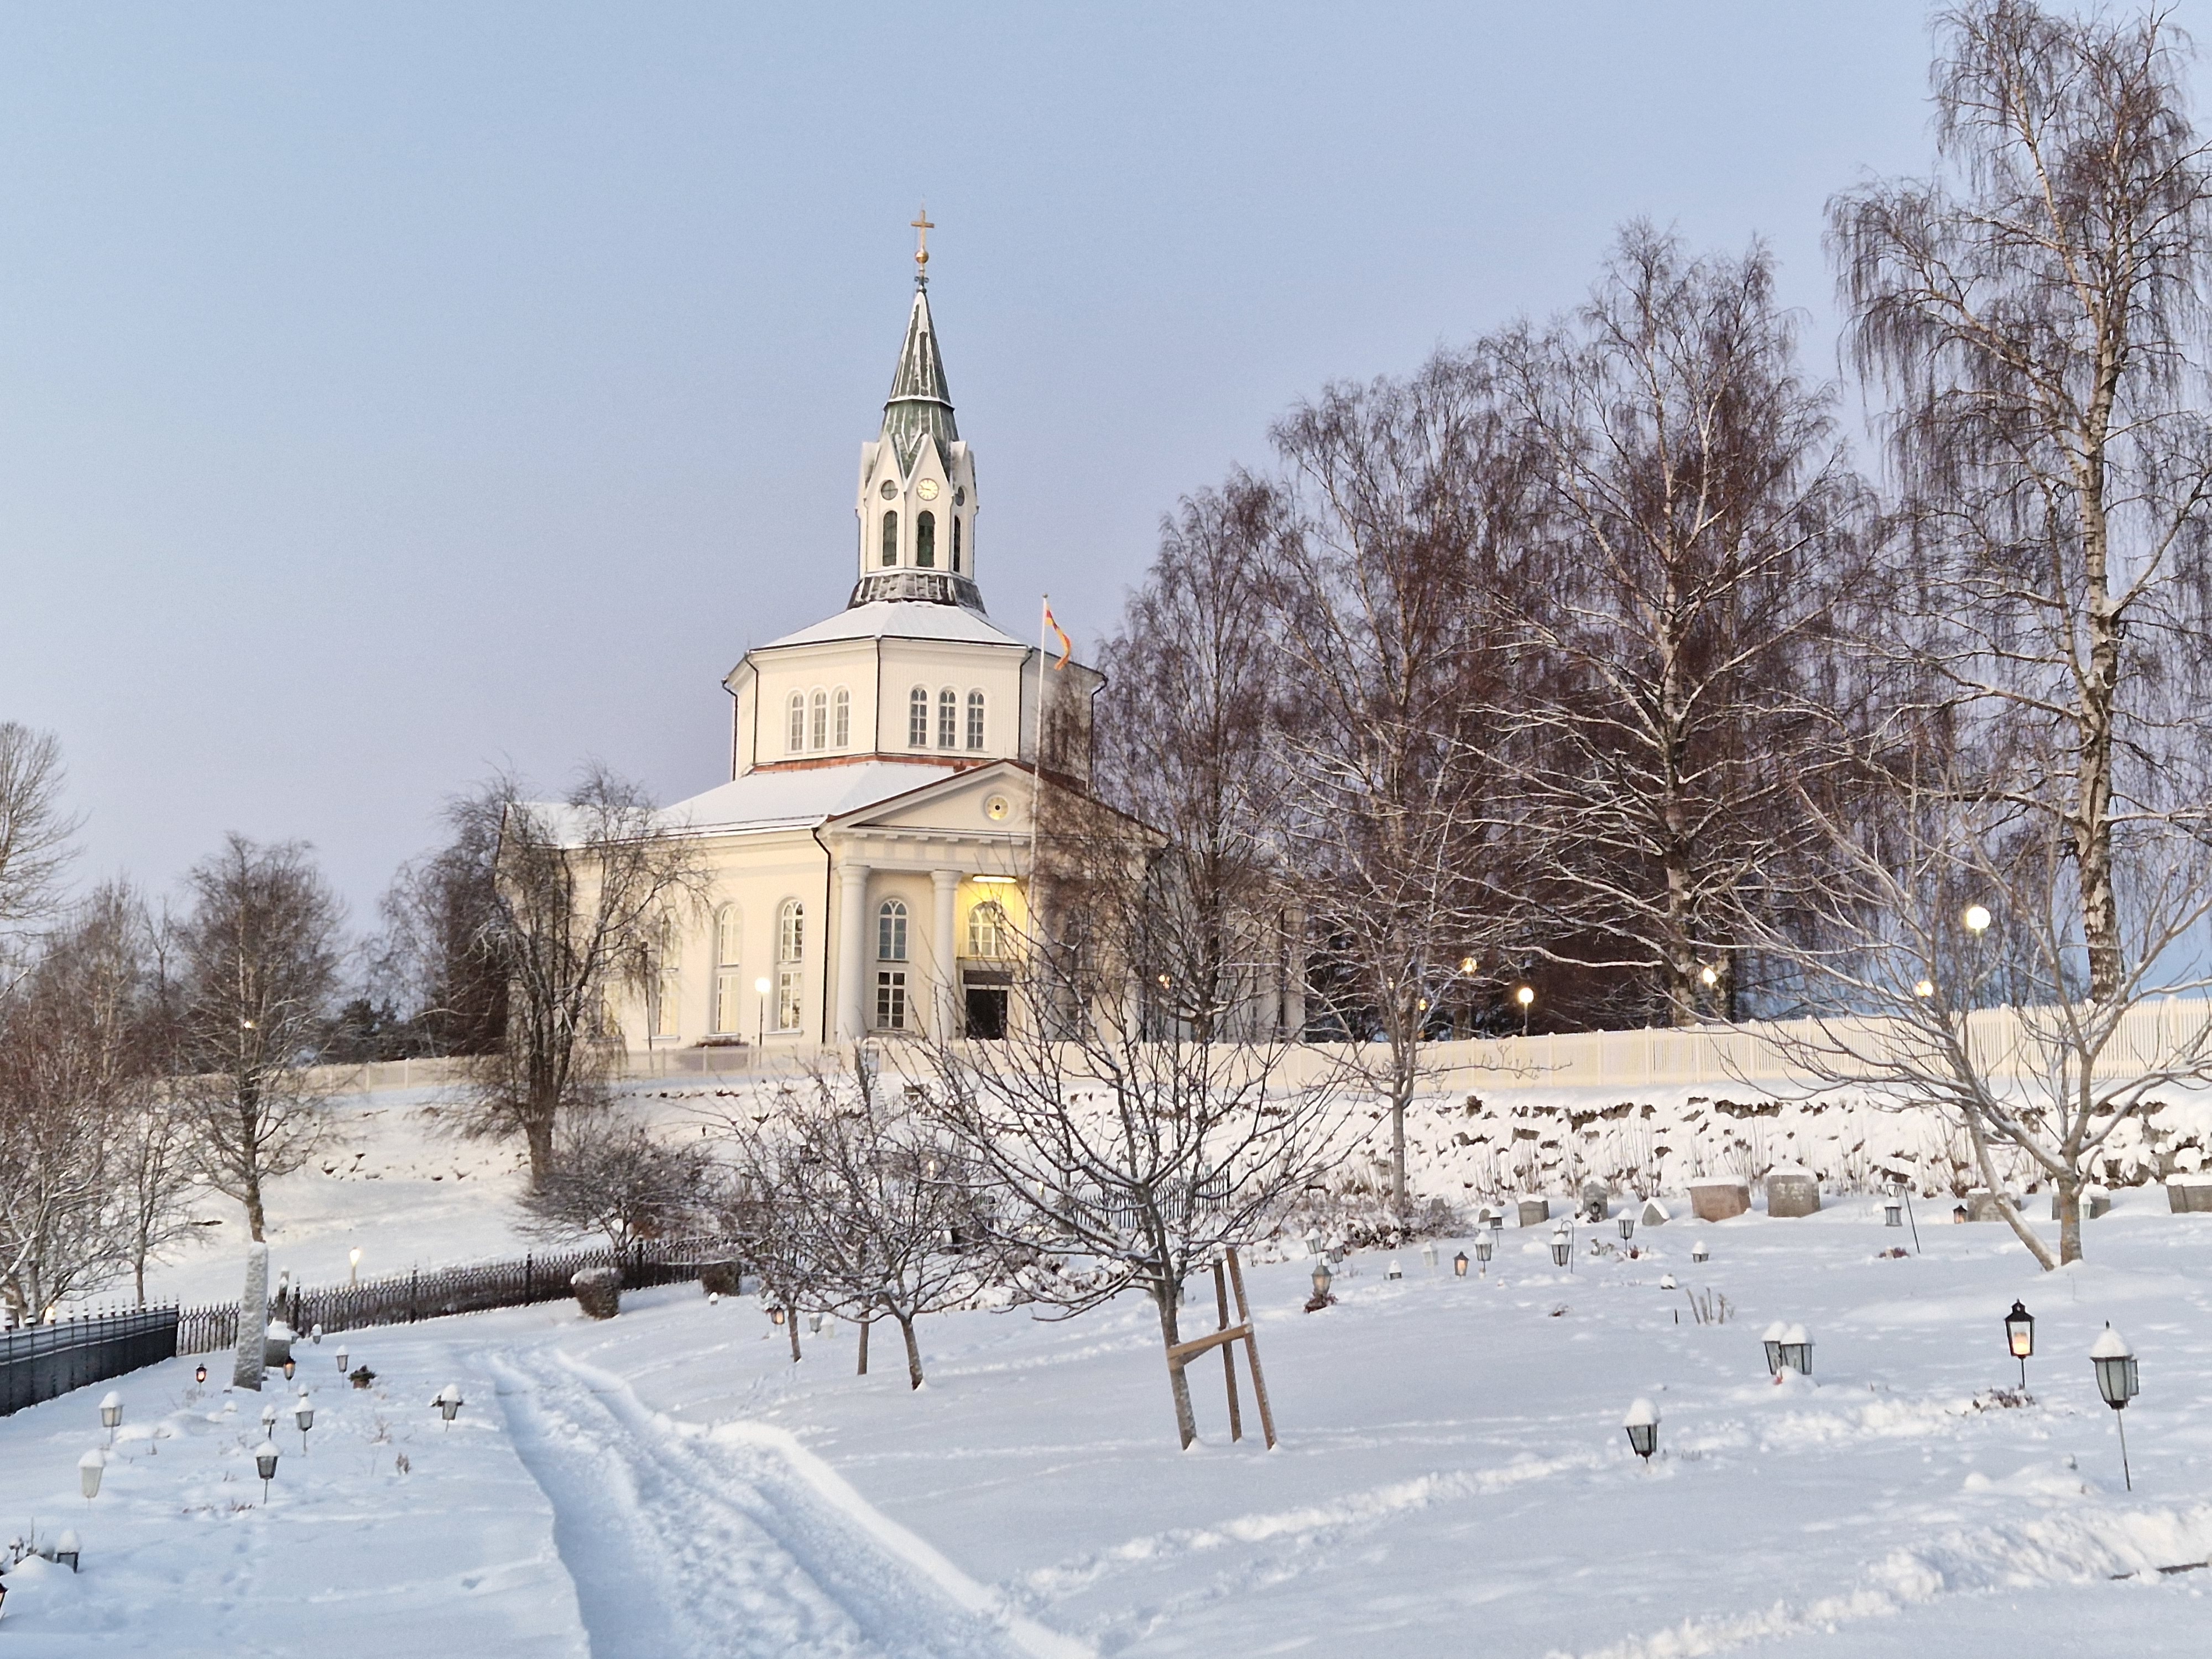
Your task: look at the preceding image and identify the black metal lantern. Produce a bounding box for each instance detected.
[2091,1324,2140,1489]
[1550,1225,1572,1269]
[1777,1323,1813,1377]
[2004,1300,2034,1389]
[1623,1397,1660,1463]
[1311,1261,1333,1300]
[294,1397,315,1453]
[53,1530,79,1573]
[1762,1321,1785,1376]
[335,1345,349,1373]
[435,1384,465,1429]
[1452,1250,1469,1278]
[194,1363,207,1387]
[1691,1239,1709,1264]
[283,1358,296,1381]
[100,1391,122,1440]
[254,1439,279,1503]
[1619,1215,1635,1241]
[1883,1196,1903,1228]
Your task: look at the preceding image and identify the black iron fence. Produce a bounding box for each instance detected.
[177,1235,732,1355]
[0,1307,179,1417]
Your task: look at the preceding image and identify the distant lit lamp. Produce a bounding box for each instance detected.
[283,1359,296,1381]
[1452,1250,1469,1278]
[1515,983,1536,1036]
[2091,1324,2140,1489]
[1311,1261,1333,1301]
[1963,904,1992,935]
[1699,964,1719,989]
[1623,1397,1660,1464]
[348,1247,362,1287]
[755,975,773,1046]
[1914,978,1935,999]
[2004,1300,2034,1390]
[194,1364,207,1387]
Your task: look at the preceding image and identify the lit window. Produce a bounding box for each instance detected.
[878,899,908,962]
[875,970,907,1030]
[787,692,806,754]
[952,515,963,572]
[909,686,930,747]
[881,510,899,567]
[967,900,1008,959]
[832,687,851,748]
[776,969,802,1032]
[915,510,936,568]
[809,688,828,750]
[966,689,985,750]
[938,687,957,747]
[712,905,743,1034]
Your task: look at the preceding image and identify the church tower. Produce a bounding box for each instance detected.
[850,210,984,612]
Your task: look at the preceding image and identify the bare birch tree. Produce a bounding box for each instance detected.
[1264,357,1534,1213]
[1489,226,1871,1024]
[448,767,703,1183]
[171,837,344,1243]
[0,723,77,956]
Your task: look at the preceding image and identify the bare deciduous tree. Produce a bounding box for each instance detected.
[1490,225,1870,1024]
[171,836,345,1243]
[518,1106,711,1257]
[0,723,78,954]
[448,767,704,1183]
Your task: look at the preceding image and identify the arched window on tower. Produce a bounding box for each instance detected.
[909,686,930,747]
[966,689,985,750]
[952,515,963,572]
[832,686,851,748]
[809,688,828,750]
[915,510,936,568]
[786,692,806,755]
[711,904,743,1034]
[937,687,958,747]
[881,510,899,567]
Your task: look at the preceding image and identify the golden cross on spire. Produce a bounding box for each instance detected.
[911,204,935,281]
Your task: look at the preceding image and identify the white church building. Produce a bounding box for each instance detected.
[614,243,1104,1057]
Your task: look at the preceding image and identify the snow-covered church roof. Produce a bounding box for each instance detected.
[759,598,1027,653]
[658,760,997,837]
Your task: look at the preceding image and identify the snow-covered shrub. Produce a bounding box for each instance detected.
[571,1266,619,1319]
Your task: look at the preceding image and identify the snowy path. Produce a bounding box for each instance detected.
[489,1344,1082,1659]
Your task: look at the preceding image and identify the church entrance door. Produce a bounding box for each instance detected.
[964,985,1008,1040]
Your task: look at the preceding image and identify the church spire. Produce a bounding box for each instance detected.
[850,213,983,613]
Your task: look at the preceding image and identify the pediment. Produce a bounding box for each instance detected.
[828,760,1034,836]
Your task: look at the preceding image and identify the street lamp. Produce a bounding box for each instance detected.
[1914,978,1935,999]
[77,1449,103,1503]
[1623,1397,1660,1464]
[1777,1324,1814,1377]
[348,1247,362,1287]
[2004,1300,2034,1390]
[2091,1324,2140,1489]
[254,1440,280,1504]
[1515,984,1536,1036]
[755,975,773,1047]
[434,1384,465,1430]
[100,1391,122,1444]
[1964,904,1992,935]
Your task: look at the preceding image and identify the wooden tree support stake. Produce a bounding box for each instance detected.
[1163,1248,1277,1449]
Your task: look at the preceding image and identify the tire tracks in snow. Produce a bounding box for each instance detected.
[490,1346,1086,1659]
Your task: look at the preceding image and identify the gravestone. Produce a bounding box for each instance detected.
[2166,1175,2212,1214]
[2050,1189,2112,1220]
[1964,1189,2022,1221]
[1686,1179,1750,1222]
[1579,1181,1610,1223]
[1640,1198,1671,1227]
[1516,1196,1551,1227]
[1765,1167,1821,1218]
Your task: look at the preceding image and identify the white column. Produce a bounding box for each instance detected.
[931,869,961,1039]
[836,861,870,1043]
[1281,905,1307,1040]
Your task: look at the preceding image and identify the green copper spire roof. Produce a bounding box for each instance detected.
[880,284,958,474]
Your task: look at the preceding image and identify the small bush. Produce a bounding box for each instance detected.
[572,1265,620,1319]
[698,1260,742,1297]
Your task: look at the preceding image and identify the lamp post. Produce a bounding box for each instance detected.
[2091,1324,2140,1489]
[1515,983,1536,1037]
[254,1440,280,1504]
[1624,1397,1660,1465]
[99,1391,122,1446]
[755,975,773,1048]
[2004,1300,2034,1391]
[348,1247,361,1287]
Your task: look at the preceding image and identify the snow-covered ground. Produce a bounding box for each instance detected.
[11,1177,2212,1655]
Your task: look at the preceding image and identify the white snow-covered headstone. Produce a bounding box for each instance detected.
[232,1241,269,1391]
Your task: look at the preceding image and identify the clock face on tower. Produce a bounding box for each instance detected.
[917,479,940,500]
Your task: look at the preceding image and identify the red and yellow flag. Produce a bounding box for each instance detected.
[1042,597,1072,670]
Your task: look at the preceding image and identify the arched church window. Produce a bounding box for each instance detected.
[966,690,985,750]
[937,687,958,747]
[909,686,930,747]
[786,692,806,754]
[809,688,828,750]
[711,905,743,1034]
[915,510,936,568]
[881,510,899,567]
[952,515,963,572]
[775,899,804,1032]
[967,900,1009,960]
[878,898,908,962]
[832,687,851,748]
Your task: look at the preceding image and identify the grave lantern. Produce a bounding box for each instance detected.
[1623,1397,1660,1464]
[808,1312,824,1335]
[1777,1323,1814,1377]
[283,1359,296,1381]
[1619,1215,1636,1242]
[1884,1196,1903,1228]
[100,1391,122,1441]
[194,1364,207,1387]
[1473,1233,1494,1272]
[259,1402,278,1431]
[293,1398,315,1453]
[2091,1324,2140,1489]
[1550,1224,1572,1269]
[335,1345,349,1374]
[1691,1240,1709,1264]
[434,1384,465,1429]
[1453,1250,1469,1279]
[1386,1258,1404,1281]
[53,1531,79,1573]
[254,1440,280,1503]
[1311,1261,1333,1300]
[1421,1241,1438,1274]
[1762,1321,1786,1375]
[77,1449,103,1501]
[310,1323,323,1345]
[2004,1300,2034,1389]
[770,1306,786,1326]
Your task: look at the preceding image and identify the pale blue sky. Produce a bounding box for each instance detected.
[1,3,2164,926]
